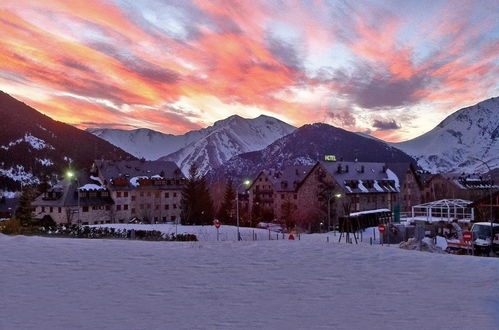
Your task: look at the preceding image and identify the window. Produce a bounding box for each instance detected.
[165,204,169,210]
[173,192,177,198]
[281,194,284,199]
[58,207,62,213]
[165,192,170,198]
[41,206,45,212]
[83,206,89,212]
[154,217,158,222]
[140,204,144,210]
[173,204,177,209]
[171,215,176,221]
[117,191,122,197]
[117,205,121,211]
[124,204,129,210]
[124,192,129,197]
[155,205,159,210]
[147,204,151,209]
[89,192,97,198]
[131,208,136,214]
[147,192,151,197]
[155,192,160,198]
[131,196,136,201]
[140,192,144,197]
[162,217,166,222]
[49,207,53,212]
[105,205,111,211]
[92,206,98,210]
[293,194,297,200]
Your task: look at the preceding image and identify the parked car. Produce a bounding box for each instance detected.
[471,222,499,256]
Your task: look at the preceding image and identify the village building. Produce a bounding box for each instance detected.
[32,178,114,225]
[246,161,400,231]
[421,173,496,203]
[385,163,422,213]
[470,191,499,222]
[246,166,314,227]
[91,160,185,224]
[32,159,185,225]
[296,161,400,230]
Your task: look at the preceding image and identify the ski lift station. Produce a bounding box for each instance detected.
[407,199,474,223]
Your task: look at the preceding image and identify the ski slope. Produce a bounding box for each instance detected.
[1,233,498,329]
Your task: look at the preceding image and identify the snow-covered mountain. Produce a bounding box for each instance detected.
[89,115,295,175]
[393,97,499,173]
[208,123,416,183]
[0,91,133,191]
[87,128,204,161]
[158,115,296,175]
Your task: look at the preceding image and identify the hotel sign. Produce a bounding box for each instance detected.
[324,155,336,162]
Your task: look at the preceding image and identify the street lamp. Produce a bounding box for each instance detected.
[328,192,342,233]
[469,157,496,257]
[66,170,80,226]
[236,179,251,241]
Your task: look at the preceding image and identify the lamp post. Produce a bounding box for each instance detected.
[469,157,495,257]
[328,192,342,233]
[236,179,251,241]
[66,171,80,226]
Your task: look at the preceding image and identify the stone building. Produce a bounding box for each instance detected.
[421,173,495,203]
[33,159,185,225]
[246,166,314,226]
[246,161,400,231]
[386,163,422,213]
[32,178,114,225]
[297,161,400,230]
[91,160,185,223]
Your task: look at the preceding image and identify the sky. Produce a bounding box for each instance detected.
[1,0,498,142]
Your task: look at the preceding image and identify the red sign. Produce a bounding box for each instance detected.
[378,224,385,233]
[463,231,472,242]
[213,220,221,229]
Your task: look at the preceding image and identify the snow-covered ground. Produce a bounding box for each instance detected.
[1,232,498,330]
[91,223,285,241]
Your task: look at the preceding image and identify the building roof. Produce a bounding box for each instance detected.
[385,162,421,188]
[319,161,399,194]
[33,178,113,207]
[93,159,185,190]
[255,165,314,192]
[270,165,314,192]
[439,173,498,190]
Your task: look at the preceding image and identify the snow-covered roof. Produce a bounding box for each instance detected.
[320,161,399,194]
[78,184,106,191]
[349,208,390,217]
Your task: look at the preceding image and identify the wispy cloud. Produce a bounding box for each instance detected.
[0,0,497,141]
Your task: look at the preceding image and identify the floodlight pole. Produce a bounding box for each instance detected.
[236,180,250,241]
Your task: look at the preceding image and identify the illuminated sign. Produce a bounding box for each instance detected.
[324,155,336,161]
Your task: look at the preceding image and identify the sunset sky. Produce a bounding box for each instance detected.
[1,0,498,141]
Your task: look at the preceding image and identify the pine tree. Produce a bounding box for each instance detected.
[216,179,236,224]
[181,163,214,225]
[38,175,50,194]
[16,187,36,226]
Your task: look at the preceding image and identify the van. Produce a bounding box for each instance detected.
[471,222,499,256]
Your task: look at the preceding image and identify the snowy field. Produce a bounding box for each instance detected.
[1,233,498,330]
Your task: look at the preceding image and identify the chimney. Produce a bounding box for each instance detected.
[345,165,349,173]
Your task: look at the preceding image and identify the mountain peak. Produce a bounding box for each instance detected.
[393,96,499,173]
